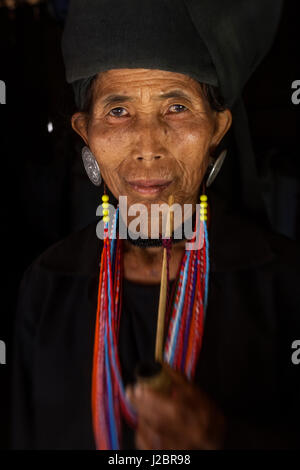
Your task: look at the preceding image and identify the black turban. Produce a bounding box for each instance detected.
[61,0,283,227]
[62,0,219,110]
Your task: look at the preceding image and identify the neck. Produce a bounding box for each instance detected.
[119,202,198,283]
[123,239,186,284]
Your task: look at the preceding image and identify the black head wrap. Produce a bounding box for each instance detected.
[62,0,283,228]
[62,0,218,110]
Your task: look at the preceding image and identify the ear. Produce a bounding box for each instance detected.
[71,112,89,145]
[211,109,232,149]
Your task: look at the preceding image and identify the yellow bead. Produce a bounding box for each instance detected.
[200,202,208,208]
[103,216,110,223]
[102,202,109,209]
[200,195,207,202]
[102,195,109,202]
[200,208,208,214]
[200,216,207,221]
[103,209,109,216]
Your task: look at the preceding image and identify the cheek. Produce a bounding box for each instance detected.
[173,122,213,176]
[87,121,131,170]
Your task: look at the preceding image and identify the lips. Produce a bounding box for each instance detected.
[126,179,172,195]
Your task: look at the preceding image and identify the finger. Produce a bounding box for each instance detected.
[162,363,187,385]
[135,418,164,450]
[132,385,187,433]
[162,364,202,403]
[126,377,208,445]
[134,385,210,446]
[136,416,195,450]
[132,385,213,449]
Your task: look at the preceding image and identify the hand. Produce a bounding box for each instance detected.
[125,364,226,450]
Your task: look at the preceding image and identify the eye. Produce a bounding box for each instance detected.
[168,104,188,113]
[108,107,129,117]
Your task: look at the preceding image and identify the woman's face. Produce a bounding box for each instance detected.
[72,68,232,211]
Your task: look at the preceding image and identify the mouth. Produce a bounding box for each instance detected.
[125,178,173,195]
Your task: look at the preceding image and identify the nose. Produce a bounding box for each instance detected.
[132,117,166,162]
[136,154,161,161]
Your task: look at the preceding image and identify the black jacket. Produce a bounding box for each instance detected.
[11,191,300,449]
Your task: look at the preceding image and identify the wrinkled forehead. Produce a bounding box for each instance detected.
[73,68,203,109]
[91,69,203,100]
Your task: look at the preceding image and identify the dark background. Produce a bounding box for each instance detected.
[0,0,299,450]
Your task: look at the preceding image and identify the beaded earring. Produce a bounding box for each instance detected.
[200,194,208,222]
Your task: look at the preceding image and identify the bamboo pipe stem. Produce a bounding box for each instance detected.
[155,195,174,363]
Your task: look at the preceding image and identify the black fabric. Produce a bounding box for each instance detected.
[62,0,218,109]
[11,192,300,449]
[62,0,283,108]
[211,103,271,228]
[184,0,283,107]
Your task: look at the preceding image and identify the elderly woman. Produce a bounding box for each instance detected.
[12,0,300,450]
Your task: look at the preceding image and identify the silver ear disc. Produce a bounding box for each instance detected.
[81,146,102,186]
[206,149,227,187]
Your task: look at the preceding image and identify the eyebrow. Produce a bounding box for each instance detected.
[102,94,134,106]
[156,90,193,102]
[101,89,193,106]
